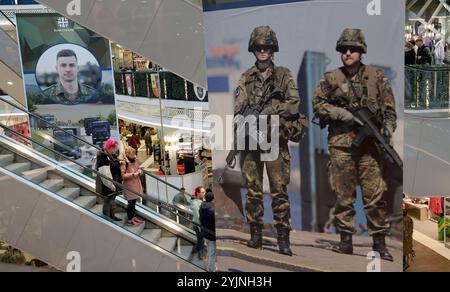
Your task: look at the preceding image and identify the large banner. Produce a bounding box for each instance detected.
[17,13,117,164]
[205,0,404,272]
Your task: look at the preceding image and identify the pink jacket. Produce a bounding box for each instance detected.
[121,160,143,201]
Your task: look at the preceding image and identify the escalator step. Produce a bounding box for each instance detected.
[140,229,162,243]
[73,196,97,209]
[157,237,178,252]
[0,154,14,167]
[175,244,194,261]
[58,187,81,201]
[190,258,207,270]
[111,212,128,225]
[23,169,48,183]
[5,162,31,173]
[90,204,104,215]
[39,179,65,192]
[124,221,146,235]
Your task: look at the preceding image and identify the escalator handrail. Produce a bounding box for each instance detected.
[0,96,198,204]
[0,124,214,237]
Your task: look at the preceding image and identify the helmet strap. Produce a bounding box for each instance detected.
[256,59,272,71]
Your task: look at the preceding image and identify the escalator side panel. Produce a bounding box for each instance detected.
[0,172,41,246]
[0,167,201,272]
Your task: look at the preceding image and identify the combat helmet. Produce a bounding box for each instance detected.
[248,25,279,52]
[336,28,367,54]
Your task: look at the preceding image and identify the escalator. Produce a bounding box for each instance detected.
[0,96,207,272]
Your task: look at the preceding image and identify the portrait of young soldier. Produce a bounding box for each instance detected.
[312,28,397,262]
[233,25,305,256]
[42,49,98,105]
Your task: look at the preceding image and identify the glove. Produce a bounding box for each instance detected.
[381,125,395,146]
[381,125,394,139]
[328,107,354,123]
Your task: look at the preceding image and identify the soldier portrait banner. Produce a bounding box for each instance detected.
[204,0,404,272]
[17,13,116,125]
[16,13,118,167]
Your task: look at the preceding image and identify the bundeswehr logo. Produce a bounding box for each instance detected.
[195,85,207,101]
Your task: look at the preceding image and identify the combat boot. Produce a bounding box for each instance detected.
[247,224,263,249]
[332,233,354,255]
[277,227,293,256]
[373,234,394,262]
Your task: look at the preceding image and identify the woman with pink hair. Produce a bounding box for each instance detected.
[95,139,123,221]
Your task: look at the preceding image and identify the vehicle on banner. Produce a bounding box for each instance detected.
[52,127,82,159]
[91,121,111,147]
[83,117,101,136]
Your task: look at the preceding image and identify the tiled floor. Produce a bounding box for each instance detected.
[407,240,450,272]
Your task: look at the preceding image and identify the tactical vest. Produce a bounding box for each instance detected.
[242,66,307,142]
[330,65,387,121]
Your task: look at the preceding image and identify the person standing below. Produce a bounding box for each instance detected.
[128,130,141,154]
[144,129,153,157]
[200,191,216,272]
[121,147,144,226]
[434,34,445,65]
[96,139,123,221]
[312,28,397,262]
[191,186,206,259]
[416,37,432,65]
[405,41,416,65]
[234,26,304,256]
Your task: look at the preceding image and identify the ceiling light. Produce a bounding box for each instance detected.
[7,82,13,85]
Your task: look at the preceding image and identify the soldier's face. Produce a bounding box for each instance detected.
[340,48,361,67]
[56,56,79,82]
[254,47,272,62]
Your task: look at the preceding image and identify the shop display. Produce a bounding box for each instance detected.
[446,198,450,248]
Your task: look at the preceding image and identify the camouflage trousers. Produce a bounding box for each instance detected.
[241,149,291,229]
[328,145,389,236]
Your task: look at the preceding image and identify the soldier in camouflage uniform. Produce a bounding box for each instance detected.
[403,206,414,271]
[312,28,396,261]
[234,26,302,256]
[42,49,98,105]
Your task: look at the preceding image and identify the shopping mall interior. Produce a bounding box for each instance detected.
[404,0,450,272]
[0,0,211,272]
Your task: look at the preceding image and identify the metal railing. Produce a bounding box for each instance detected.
[405,65,450,110]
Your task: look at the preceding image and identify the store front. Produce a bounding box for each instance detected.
[118,116,212,205]
[112,41,212,209]
[403,195,450,271]
[0,96,30,142]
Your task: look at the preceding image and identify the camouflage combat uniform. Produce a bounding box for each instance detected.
[235,63,300,229]
[403,213,414,270]
[42,81,99,105]
[234,25,306,256]
[312,29,397,237]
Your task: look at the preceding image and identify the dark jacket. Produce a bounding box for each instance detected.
[416,45,432,64]
[95,151,122,196]
[199,201,216,241]
[405,49,416,65]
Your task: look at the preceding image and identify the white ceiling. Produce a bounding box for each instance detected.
[0,26,25,105]
[36,0,207,88]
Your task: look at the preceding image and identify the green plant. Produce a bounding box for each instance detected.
[107,110,117,125]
